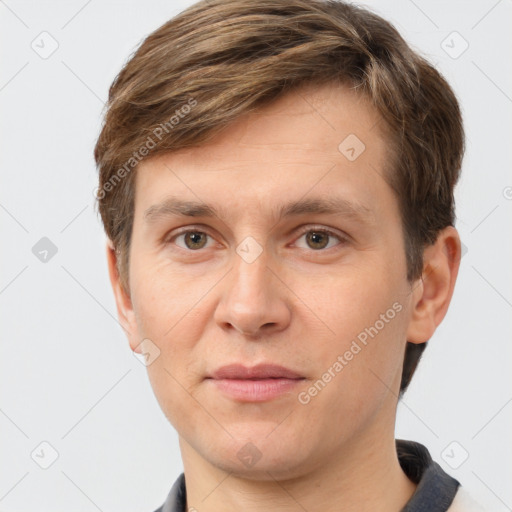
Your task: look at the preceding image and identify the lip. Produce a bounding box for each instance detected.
[206,364,305,402]
[208,363,304,380]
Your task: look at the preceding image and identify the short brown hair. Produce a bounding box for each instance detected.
[94,0,465,393]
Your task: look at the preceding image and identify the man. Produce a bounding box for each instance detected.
[94,0,484,510]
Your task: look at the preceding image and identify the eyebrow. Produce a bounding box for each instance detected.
[143,195,375,225]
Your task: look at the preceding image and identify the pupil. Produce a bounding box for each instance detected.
[186,232,205,249]
[308,231,328,249]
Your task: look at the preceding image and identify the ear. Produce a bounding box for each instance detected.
[105,240,142,353]
[406,226,461,344]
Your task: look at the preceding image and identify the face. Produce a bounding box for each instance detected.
[115,82,425,480]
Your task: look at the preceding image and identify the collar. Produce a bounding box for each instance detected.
[397,440,460,511]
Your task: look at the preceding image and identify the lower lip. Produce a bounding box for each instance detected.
[207,378,304,402]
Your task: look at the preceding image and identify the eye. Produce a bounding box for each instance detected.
[171,229,214,250]
[294,227,346,251]
[166,226,347,253]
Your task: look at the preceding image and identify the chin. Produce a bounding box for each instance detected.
[202,431,312,481]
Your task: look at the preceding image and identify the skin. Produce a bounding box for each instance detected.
[107,82,461,511]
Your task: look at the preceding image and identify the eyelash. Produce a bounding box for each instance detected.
[166,225,348,252]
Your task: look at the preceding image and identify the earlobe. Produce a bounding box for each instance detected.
[105,240,141,353]
[406,227,461,344]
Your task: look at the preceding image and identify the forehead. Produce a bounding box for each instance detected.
[171,82,384,162]
[135,82,394,219]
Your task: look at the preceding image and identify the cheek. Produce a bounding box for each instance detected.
[292,262,405,345]
[292,268,408,406]
[131,258,211,337]
[295,313,407,447]
[130,264,216,401]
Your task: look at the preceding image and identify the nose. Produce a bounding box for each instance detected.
[213,246,291,338]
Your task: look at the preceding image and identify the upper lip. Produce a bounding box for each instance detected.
[208,363,304,380]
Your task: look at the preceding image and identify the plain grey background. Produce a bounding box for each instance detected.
[1,0,511,510]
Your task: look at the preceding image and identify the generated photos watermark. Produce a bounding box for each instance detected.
[95,97,197,200]
[298,301,403,404]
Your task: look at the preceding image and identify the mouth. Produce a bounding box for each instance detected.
[205,363,305,402]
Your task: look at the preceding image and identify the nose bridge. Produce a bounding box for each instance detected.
[229,244,271,310]
[228,224,271,301]
[215,240,290,336]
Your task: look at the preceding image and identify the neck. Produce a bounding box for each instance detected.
[179,419,416,512]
